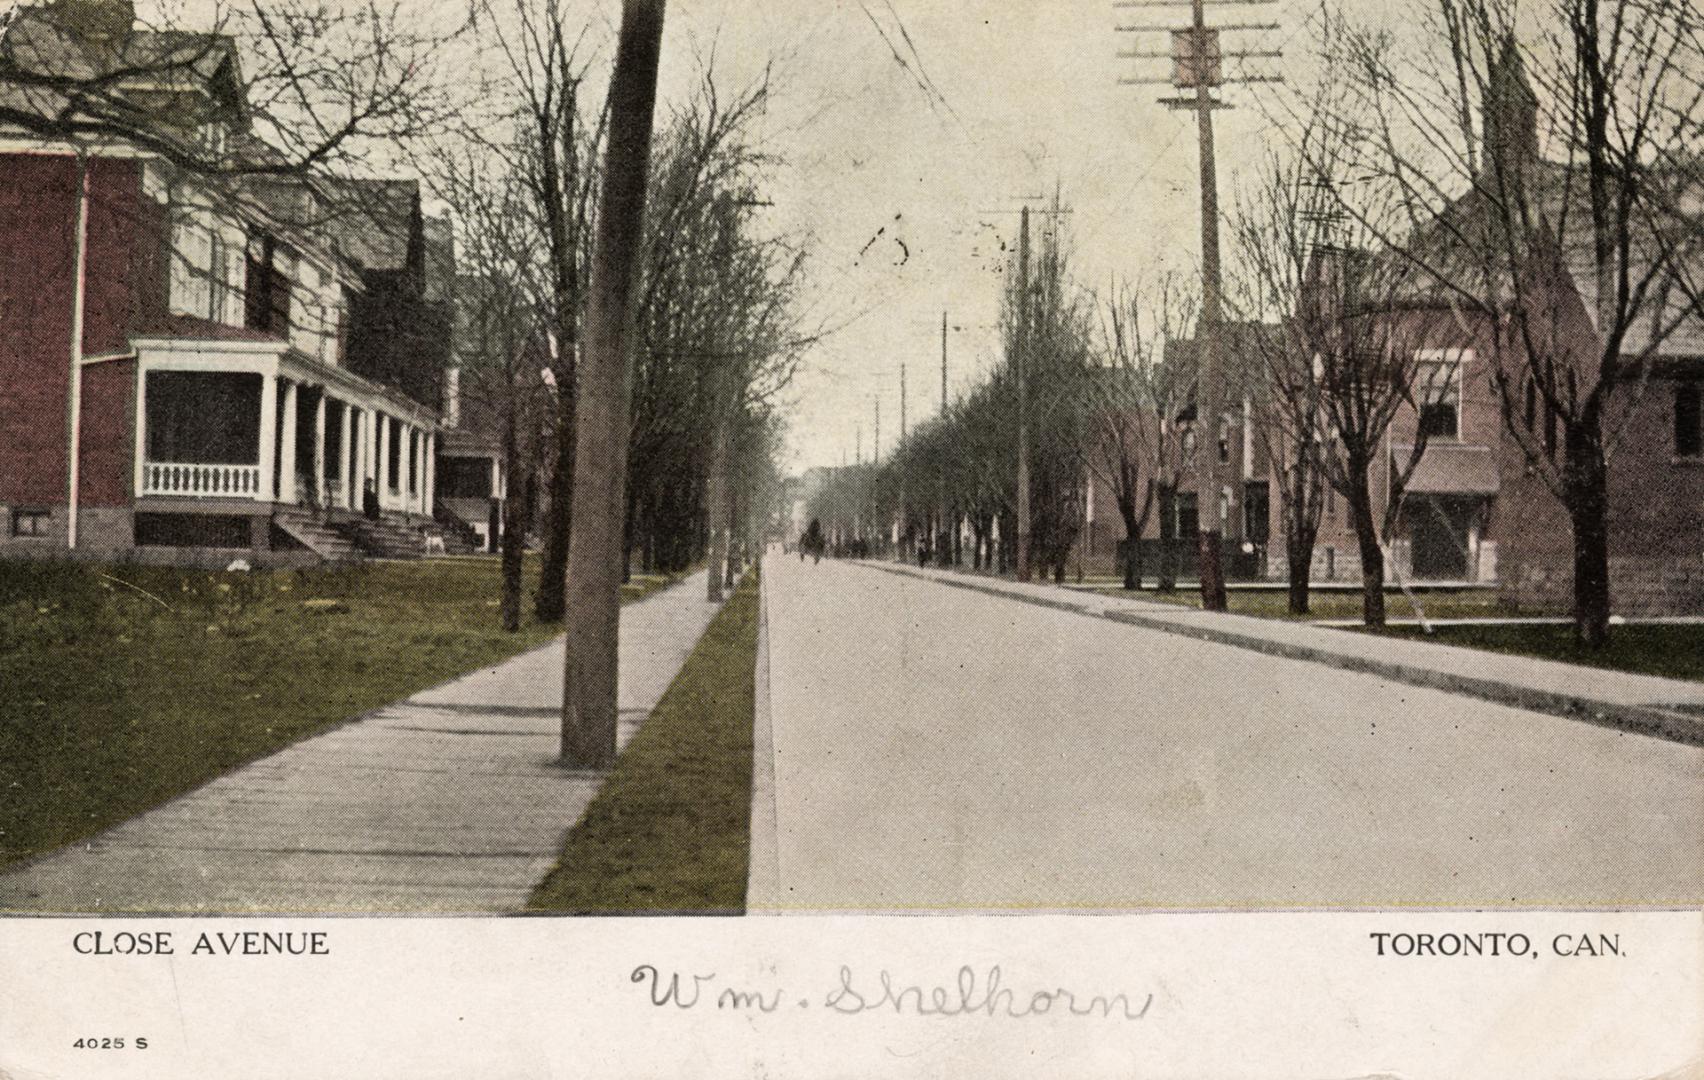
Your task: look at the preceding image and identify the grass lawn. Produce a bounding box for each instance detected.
[0,556,685,871]
[527,569,759,915]
[1087,581,1533,622]
[1369,623,1704,684]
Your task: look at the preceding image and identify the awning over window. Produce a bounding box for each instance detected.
[1394,443,1500,496]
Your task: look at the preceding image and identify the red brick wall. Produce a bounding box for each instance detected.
[0,154,80,506]
[79,358,137,506]
[0,153,160,510]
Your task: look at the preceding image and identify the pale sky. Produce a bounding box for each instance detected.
[155,0,1365,473]
[656,0,1337,473]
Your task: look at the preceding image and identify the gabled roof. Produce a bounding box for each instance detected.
[1398,160,1704,359]
[0,4,248,133]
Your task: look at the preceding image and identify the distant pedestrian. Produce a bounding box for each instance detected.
[802,518,824,564]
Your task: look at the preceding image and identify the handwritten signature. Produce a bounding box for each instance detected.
[630,964,1153,1020]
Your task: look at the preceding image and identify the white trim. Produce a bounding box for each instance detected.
[338,400,354,510]
[132,336,288,357]
[257,372,278,502]
[0,136,156,159]
[279,379,299,504]
[66,157,91,549]
[313,391,327,508]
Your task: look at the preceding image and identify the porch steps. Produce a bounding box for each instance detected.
[335,515,430,560]
[432,506,483,555]
[274,510,361,564]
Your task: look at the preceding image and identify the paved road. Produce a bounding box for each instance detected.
[749,556,1704,911]
[0,571,723,915]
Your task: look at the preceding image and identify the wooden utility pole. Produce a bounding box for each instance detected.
[898,362,907,561]
[939,311,948,564]
[1187,0,1228,612]
[874,396,881,465]
[941,310,949,411]
[560,0,667,769]
[1117,0,1280,612]
[1015,205,1033,583]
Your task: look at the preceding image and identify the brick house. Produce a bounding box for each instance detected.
[1077,45,1702,615]
[0,0,464,563]
[1072,323,1276,582]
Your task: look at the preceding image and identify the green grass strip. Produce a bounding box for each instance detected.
[1371,622,1704,683]
[527,570,759,915]
[0,557,686,871]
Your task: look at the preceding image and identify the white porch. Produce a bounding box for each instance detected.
[132,337,439,519]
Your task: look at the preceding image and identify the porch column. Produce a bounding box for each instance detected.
[377,411,391,510]
[338,400,354,510]
[132,364,149,497]
[313,389,327,508]
[366,408,379,505]
[397,423,413,517]
[257,372,278,502]
[424,432,436,517]
[413,429,426,515]
[354,406,368,502]
[279,378,299,504]
[491,457,502,501]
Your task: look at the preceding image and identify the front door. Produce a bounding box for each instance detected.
[1409,496,1474,580]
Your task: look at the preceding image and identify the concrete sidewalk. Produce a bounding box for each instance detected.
[872,562,1704,746]
[0,572,724,915]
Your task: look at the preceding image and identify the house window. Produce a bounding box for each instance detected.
[208,232,228,323]
[1416,354,1463,439]
[245,235,293,335]
[1175,492,1199,538]
[11,507,50,538]
[1677,380,1703,459]
[169,209,212,319]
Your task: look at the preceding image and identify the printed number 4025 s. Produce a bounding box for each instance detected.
[73,1037,148,1050]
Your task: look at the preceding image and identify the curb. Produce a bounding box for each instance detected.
[867,562,1704,749]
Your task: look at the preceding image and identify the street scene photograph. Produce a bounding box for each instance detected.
[0,0,1701,920]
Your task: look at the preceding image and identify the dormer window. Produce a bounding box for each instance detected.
[198,120,227,161]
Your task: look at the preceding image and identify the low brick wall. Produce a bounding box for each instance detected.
[1610,556,1704,617]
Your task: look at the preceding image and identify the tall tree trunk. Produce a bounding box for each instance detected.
[1119,497,1141,590]
[725,483,742,587]
[560,0,667,769]
[640,486,656,574]
[1283,481,1317,616]
[1156,486,1176,593]
[706,421,727,602]
[1285,524,1313,617]
[1346,469,1386,627]
[534,404,574,623]
[499,407,526,633]
[1567,426,1612,649]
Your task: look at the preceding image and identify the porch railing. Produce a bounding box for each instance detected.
[142,462,264,499]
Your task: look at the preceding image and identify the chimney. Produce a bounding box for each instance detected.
[51,0,135,44]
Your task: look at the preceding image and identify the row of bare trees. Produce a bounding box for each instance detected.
[426,0,805,644]
[827,0,1703,648]
[1231,0,1704,644]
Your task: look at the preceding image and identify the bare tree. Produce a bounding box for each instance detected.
[1087,273,1198,590]
[1324,0,1704,644]
[1229,151,1337,616]
[463,0,609,625]
[431,139,552,631]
